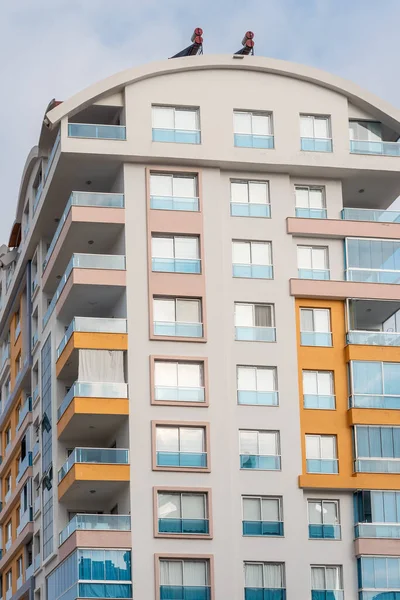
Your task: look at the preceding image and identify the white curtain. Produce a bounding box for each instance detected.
[300,116,314,137]
[309,188,324,209]
[160,560,183,586]
[314,309,330,332]
[178,363,202,387]
[257,368,275,392]
[153,299,175,322]
[78,350,124,382]
[251,242,271,266]
[295,187,310,208]
[298,247,312,269]
[326,567,340,590]
[152,107,174,129]
[308,501,323,525]
[175,237,198,260]
[255,305,272,327]
[176,300,200,323]
[231,182,249,204]
[323,502,338,524]
[172,176,196,198]
[259,432,277,456]
[249,182,268,205]
[180,428,204,453]
[318,372,333,395]
[306,435,320,459]
[232,242,251,264]
[152,237,174,259]
[262,498,279,521]
[321,435,336,459]
[301,309,313,331]
[182,494,205,519]
[264,564,283,588]
[150,174,173,197]
[314,117,329,138]
[235,304,253,327]
[245,563,263,587]
[155,362,178,386]
[238,367,257,391]
[184,561,207,586]
[253,114,271,135]
[234,112,252,134]
[311,567,325,590]
[156,427,179,452]
[158,493,181,518]
[240,431,258,454]
[303,371,318,395]
[243,498,261,521]
[175,109,198,131]
[312,248,328,270]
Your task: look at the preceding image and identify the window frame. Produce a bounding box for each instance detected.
[152,421,211,473]
[151,356,208,407]
[156,554,213,599]
[154,487,212,539]
[297,245,329,271]
[242,495,283,523]
[233,110,273,135]
[310,564,343,592]
[244,561,285,590]
[239,429,281,457]
[300,114,332,140]
[306,434,337,460]
[308,499,340,526]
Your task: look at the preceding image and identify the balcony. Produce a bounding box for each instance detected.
[156,451,207,468]
[346,269,400,284]
[300,332,332,347]
[17,507,33,535]
[298,269,330,281]
[58,447,130,503]
[68,123,126,140]
[231,202,271,218]
[150,195,199,212]
[347,331,400,346]
[306,459,338,474]
[301,137,332,152]
[152,128,200,144]
[160,587,210,600]
[309,524,341,539]
[152,257,201,274]
[237,391,279,406]
[232,264,273,279]
[342,208,400,223]
[347,299,400,347]
[345,238,400,285]
[153,321,203,338]
[16,452,32,483]
[43,254,126,328]
[57,381,128,443]
[26,562,34,580]
[234,133,274,149]
[158,518,209,535]
[240,454,281,470]
[155,386,205,403]
[355,459,400,473]
[350,395,400,410]
[59,513,131,545]
[304,394,335,410]
[57,317,127,359]
[350,139,400,156]
[355,523,400,538]
[43,191,125,272]
[245,588,286,600]
[242,520,284,536]
[235,326,276,342]
[17,396,32,430]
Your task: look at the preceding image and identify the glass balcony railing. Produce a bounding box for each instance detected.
[31,275,38,296]
[56,316,127,359]
[295,207,327,219]
[1,344,10,368]
[17,397,32,430]
[152,128,201,144]
[16,452,32,483]
[59,514,131,545]
[156,451,207,468]
[43,254,126,328]
[33,181,43,214]
[33,386,39,405]
[150,196,199,212]
[158,518,209,535]
[155,386,205,403]
[154,321,203,338]
[160,586,210,600]
[17,507,33,536]
[233,264,273,279]
[235,326,276,342]
[359,593,400,600]
[309,524,341,539]
[342,207,400,223]
[15,322,21,340]
[58,381,128,420]
[298,269,330,280]
[58,447,129,482]
[34,554,41,572]
[355,459,400,473]
[301,137,332,152]
[240,454,281,470]
[300,332,332,347]
[311,591,344,600]
[230,202,271,218]
[304,394,335,410]
[237,390,279,406]
[32,331,39,349]
[5,539,12,551]
[234,133,274,149]
[350,139,400,156]
[355,523,400,539]
[25,562,34,580]
[245,588,286,600]
[68,123,126,140]
[152,257,201,274]
[346,269,400,284]
[242,520,284,536]
[5,489,11,503]
[347,331,400,346]
[306,459,338,474]
[350,395,400,410]
[33,441,39,460]
[43,192,125,271]
[34,495,40,515]
[44,131,61,180]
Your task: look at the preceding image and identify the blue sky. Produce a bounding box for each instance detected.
[1,0,400,242]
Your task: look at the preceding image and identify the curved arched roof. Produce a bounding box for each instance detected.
[46,54,400,128]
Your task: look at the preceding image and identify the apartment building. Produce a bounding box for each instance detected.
[0,53,399,600]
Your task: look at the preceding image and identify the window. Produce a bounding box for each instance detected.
[5,426,11,450]
[157,491,209,535]
[297,246,329,280]
[17,556,22,579]
[233,111,274,149]
[311,566,342,598]
[151,235,200,274]
[5,569,12,592]
[155,425,207,469]
[303,370,335,409]
[244,563,285,596]
[350,361,400,410]
[308,499,340,539]
[346,237,400,284]
[230,180,270,218]
[232,241,273,279]
[295,185,327,218]
[242,496,283,536]
[15,311,21,340]
[153,297,203,338]
[152,106,200,144]
[15,352,22,376]
[5,472,12,494]
[234,303,276,342]
[5,520,12,549]
[149,173,198,212]
[306,435,338,474]
[239,430,281,470]
[354,425,400,473]
[159,559,210,596]
[358,556,400,593]
[154,360,205,404]
[300,115,332,152]
[354,490,400,539]
[349,120,388,155]
[237,366,278,406]
[300,308,332,347]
